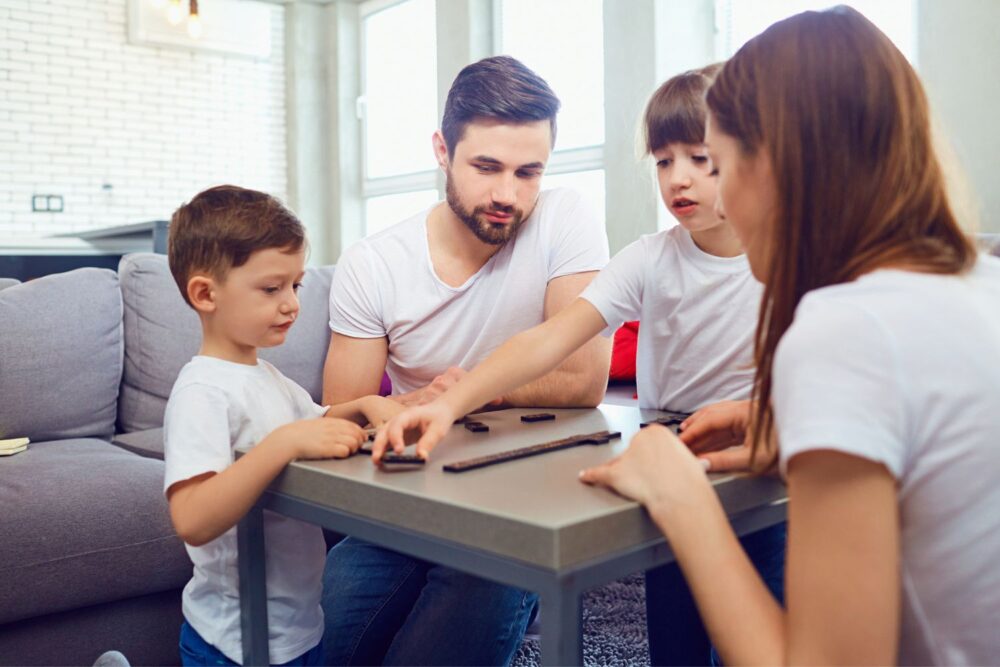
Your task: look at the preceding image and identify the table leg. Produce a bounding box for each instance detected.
[238,505,269,666]
[539,585,582,666]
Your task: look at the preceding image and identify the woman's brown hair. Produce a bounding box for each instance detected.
[705,6,977,468]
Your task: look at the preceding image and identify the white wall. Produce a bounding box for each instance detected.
[918,0,1000,233]
[0,0,287,237]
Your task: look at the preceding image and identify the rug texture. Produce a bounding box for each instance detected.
[512,573,649,667]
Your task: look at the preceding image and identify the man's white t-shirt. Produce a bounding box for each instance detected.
[163,356,328,665]
[774,257,1000,665]
[329,187,609,394]
[580,225,761,412]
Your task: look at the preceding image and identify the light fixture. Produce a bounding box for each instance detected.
[165,0,184,25]
[186,0,203,38]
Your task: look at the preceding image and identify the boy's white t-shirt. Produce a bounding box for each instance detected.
[580,225,761,412]
[329,187,609,394]
[163,356,328,665]
[774,257,1000,665]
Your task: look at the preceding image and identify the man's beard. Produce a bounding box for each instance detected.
[445,175,525,246]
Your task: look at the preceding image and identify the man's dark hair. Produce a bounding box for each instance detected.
[168,185,305,307]
[441,55,560,158]
[644,63,722,154]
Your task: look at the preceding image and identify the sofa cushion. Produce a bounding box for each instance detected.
[117,253,335,432]
[112,427,164,460]
[0,268,122,441]
[0,438,192,625]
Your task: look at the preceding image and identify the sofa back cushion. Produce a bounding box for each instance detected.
[117,253,334,432]
[0,268,123,441]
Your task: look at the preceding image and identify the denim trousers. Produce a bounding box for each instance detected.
[645,522,788,666]
[321,537,538,666]
[179,620,324,667]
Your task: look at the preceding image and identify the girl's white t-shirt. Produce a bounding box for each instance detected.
[580,225,762,412]
[774,256,1000,665]
[164,356,328,665]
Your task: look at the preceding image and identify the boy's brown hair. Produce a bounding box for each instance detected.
[168,185,305,307]
[643,63,722,154]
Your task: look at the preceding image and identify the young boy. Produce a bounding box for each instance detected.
[163,185,399,666]
[374,65,785,664]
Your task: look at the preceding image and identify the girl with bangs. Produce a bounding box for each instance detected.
[581,5,1000,665]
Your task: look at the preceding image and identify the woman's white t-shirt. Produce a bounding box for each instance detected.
[774,257,1000,665]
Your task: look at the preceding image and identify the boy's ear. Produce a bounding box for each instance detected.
[432,130,449,171]
[186,275,217,314]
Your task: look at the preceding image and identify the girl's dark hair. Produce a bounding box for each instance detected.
[644,63,722,153]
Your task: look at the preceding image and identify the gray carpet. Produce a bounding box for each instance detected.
[512,574,649,667]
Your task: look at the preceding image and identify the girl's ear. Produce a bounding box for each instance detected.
[187,275,217,314]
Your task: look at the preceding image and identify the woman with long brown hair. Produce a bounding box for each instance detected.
[581,6,1000,664]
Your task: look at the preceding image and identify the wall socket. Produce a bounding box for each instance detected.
[32,194,64,213]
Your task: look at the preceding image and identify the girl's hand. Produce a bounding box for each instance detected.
[579,425,715,521]
[679,400,755,473]
[371,400,457,464]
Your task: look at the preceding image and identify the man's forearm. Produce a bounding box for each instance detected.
[502,337,610,408]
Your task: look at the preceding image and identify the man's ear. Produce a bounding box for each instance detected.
[432,130,450,171]
[187,275,217,314]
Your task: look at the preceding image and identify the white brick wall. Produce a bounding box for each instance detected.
[0,0,287,237]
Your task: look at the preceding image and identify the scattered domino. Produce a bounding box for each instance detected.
[379,453,426,469]
[520,413,556,423]
[464,421,489,433]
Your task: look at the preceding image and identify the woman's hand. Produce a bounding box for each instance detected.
[579,425,715,522]
[679,400,755,472]
[370,400,457,464]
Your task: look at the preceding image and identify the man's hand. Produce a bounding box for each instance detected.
[371,400,457,464]
[679,400,754,472]
[276,418,366,460]
[394,367,502,408]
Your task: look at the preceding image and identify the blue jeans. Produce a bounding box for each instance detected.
[321,537,538,666]
[645,522,787,666]
[179,620,323,667]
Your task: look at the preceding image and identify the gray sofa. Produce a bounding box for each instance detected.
[0,254,335,666]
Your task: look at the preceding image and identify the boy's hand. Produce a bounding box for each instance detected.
[358,395,406,428]
[278,418,366,460]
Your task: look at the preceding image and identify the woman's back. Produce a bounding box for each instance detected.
[774,255,1000,664]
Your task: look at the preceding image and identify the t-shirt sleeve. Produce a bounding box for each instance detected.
[579,237,646,336]
[163,384,234,494]
[545,188,610,281]
[774,296,907,479]
[278,372,329,420]
[328,242,386,338]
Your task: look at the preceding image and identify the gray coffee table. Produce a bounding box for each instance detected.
[236,404,787,666]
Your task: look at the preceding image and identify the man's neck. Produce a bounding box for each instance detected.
[426,202,505,287]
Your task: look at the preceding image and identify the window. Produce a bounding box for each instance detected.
[716,0,916,62]
[360,0,440,235]
[497,0,606,211]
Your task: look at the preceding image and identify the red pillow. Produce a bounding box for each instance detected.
[609,321,639,381]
